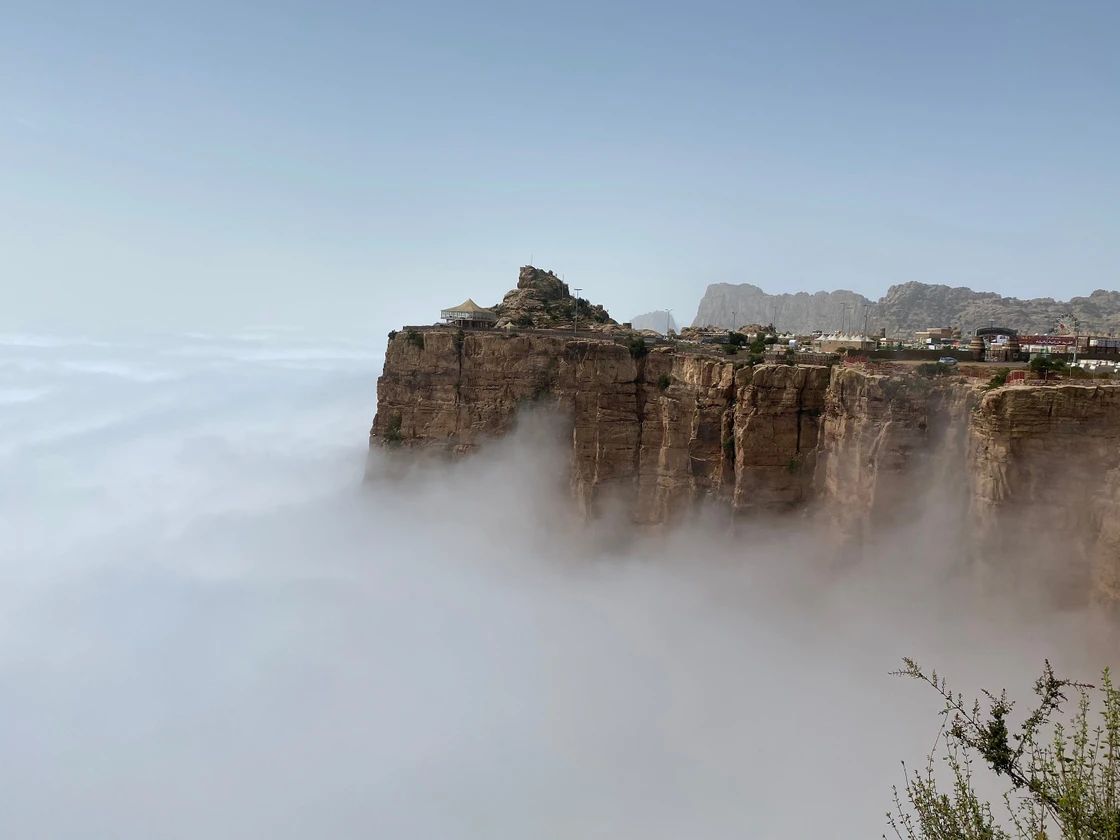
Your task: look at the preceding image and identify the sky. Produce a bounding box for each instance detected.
[3,0,1119,336]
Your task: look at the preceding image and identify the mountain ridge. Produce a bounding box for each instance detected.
[693,281,1120,335]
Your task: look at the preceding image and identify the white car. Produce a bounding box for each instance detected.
[938,356,958,366]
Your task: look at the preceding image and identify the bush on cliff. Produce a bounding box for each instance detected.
[728,331,749,347]
[405,329,424,350]
[657,374,671,391]
[887,659,1120,840]
[383,415,404,445]
[916,362,949,378]
[1030,356,1067,376]
[985,368,1011,390]
[627,336,649,359]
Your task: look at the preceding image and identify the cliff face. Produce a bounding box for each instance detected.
[969,385,1120,601]
[692,283,872,334]
[371,328,1120,603]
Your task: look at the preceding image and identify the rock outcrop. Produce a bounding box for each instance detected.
[371,326,1120,604]
[492,266,614,330]
[692,280,1120,336]
[692,284,872,335]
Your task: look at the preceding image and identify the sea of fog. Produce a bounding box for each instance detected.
[0,330,1111,839]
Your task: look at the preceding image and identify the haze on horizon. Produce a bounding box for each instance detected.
[4,1,1119,339]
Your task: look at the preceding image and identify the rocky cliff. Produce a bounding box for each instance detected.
[371,328,1120,604]
[692,283,872,334]
[693,280,1120,335]
[969,384,1120,602]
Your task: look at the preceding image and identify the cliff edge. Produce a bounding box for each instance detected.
[370,325,1120,604]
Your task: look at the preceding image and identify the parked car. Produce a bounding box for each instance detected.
[938,356,958,365]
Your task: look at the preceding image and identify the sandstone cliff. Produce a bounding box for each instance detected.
[371,327,1120,604]
[969,384,1120,602]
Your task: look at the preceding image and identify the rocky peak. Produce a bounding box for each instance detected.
[516,265,570,300]
[493,265,616,329]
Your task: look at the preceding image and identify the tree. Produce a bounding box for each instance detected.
[1030,356,1067,378]
[887,659,1120,840]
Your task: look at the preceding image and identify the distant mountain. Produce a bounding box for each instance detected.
[692,284,873,334]
[630,310,678,334]
[877,283,1120,336]
[693,282,1120,336]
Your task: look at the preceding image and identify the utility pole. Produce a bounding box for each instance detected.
[574,288,582,335]
[666,309,673,338]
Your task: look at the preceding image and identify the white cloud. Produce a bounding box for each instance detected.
[0,332,1109,839]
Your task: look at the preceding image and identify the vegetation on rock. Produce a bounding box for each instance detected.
[986,368,1011,390]
[626,336,649,359]
[383,414,404,445]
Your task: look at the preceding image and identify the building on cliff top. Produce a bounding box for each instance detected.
[441,299,497,329]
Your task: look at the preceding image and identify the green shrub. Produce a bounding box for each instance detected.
[405,329,424,350]
[727,331,749,347]
[985,368,1010,390]
[627,336,649,359]
[657,373,671,391]
[722,343,739,355]
[888,659,1120,840]
[383,415,403,445]
[1030,355,1067,375]
[722,436,735,460]
[388,329,398,340]
[786,455,801,473]
[916,362,948,378]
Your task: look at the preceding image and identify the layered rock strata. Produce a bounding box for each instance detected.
[371,328,1120,602]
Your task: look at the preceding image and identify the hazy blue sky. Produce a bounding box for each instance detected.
[4,0,1118,335]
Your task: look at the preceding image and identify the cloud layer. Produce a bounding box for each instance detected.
[0,332,1111,839]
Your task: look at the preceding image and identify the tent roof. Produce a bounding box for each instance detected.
[443,298,494,314]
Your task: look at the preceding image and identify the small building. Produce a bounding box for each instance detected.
[441,299,497,329]
[915,326,958,346]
